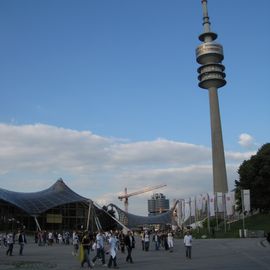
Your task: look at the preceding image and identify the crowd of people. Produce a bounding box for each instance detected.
[0,228,193,269]
[140,230,175,252]
[34,230,72,246]
[0,230,27,256]
[77,229,135,269]
[76,228,192,269]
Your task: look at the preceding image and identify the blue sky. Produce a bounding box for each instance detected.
[0,0,269,215]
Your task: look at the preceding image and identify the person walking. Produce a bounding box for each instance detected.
[107,232,119,269]
[6,232,14,256]
[152,231,161,251]
[183,231,192,259]
[124,231,134,263]
[162,232,169,250]
[18,230,27,255]
[92,230,106,266]
[167,231,174,252]
[144,231,150,251]
[0,233,2,247]
[72,231,79,256]
[266,232,270,243]
[140,231,145,251]
[48,231,54,246]
[118,231,125,253]
[80,232,93,269]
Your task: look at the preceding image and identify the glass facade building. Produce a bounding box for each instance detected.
[0,179,90,232]
[148,193,170,216]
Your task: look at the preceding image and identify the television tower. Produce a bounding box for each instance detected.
[196,0,228,193]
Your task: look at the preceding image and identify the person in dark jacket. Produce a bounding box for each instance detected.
[124,231,135,263]
[119,231,125,253]
[18,230,27,255]
[267,232,270,243]
[81,232,93,268]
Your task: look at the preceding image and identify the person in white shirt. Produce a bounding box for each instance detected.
[48,232,53,246]
[144,231,150,251]
[167,231,174,252]
[92,230,106,266]
[107,232,119,269]
[183,231,192,259]
[58,233,63,244]
[6,232,14,256]
[72,231,79,256]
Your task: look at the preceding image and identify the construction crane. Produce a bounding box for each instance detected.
[118,184,167,213]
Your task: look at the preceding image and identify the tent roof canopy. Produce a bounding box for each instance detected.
[0,179,89,216]
[108,203,174,228]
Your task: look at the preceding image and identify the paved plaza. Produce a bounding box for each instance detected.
[1,237,270,270]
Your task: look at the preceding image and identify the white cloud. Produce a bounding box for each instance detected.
[0,123,254,215]
[238,133,256,148]
[225,150,256,161]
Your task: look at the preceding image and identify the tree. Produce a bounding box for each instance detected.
[235,143,270,212]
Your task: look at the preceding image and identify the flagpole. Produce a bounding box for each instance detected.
[189,198,192,227]
[194,197,198,232]
[223,193,227,233]
[215,193,219,231]
[207,193,211,235]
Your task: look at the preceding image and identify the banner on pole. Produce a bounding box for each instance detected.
[202,194,207,213]
[216,192,224,212]
[196,194,203,211]
[185,199,190,221]
[190,197,196,217]
[181,200,186,222]
[177,200,184,225]
[225,192,234,216]
[209,193,215,217]
[243,189,251,212]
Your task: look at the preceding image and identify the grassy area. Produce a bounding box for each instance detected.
[230,213,270,232]
[191,213,270,239]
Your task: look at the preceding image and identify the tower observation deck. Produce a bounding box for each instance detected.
[196,0,228,193]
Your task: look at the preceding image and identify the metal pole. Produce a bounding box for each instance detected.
[223,193,227,233]
[215,193,219,231]
[33,216,42,231]
[195,197,199,232]
[207,193,211,235]
[86,200,92,231]
[189,198,192,227]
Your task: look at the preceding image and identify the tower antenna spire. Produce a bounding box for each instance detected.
[201,0,211,33]
[199,0,217,42]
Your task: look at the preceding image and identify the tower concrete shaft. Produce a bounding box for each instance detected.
[208,87,228,193]
[196,0,228,193]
